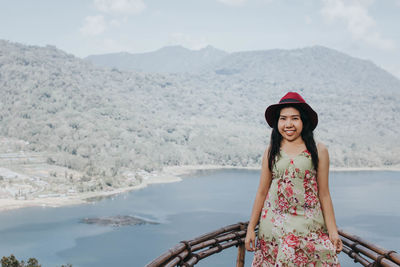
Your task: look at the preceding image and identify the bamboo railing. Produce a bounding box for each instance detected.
[339,230,400,267]
[146,221,400,267]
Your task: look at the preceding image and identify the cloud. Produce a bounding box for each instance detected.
[217,0,247,6]
[305,15,312,25]
[168,33,208,50]
[217,0,273,7]
[392,68,400,79]
[110,19,123,27]
[79,15,107,36]
[80,1,141,37]
[321,0,395,50]
[94,0,146,15]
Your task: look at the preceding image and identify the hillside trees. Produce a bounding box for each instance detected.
[0,39,399,191]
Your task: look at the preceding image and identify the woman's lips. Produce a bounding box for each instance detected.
[285,130,295,135]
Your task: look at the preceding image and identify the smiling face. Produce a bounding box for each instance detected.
[277,106,303,142]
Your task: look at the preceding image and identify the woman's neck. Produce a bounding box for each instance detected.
[281,137,305,147]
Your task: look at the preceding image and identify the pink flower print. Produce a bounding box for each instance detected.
[319,232,331,249]
[305,208,314,218]
[289,206,297,215]
[273,246,279,257]
[266,257,275,265]
[319,232,329,241]
[305,191,318,207]
[290,159,294,164]
[259,238,268,253]
[310,232,318,241]
[285,169,289,176]
[323,239,335,250]
[285,185,294,198]
[284,234,300,248]
[278,195,289,211]
[306,242,316,253]
[283,177,291,185]
[295,168,300,173]
[251,252,263,266]
[293,250,308,265]
[282,244,295,259]
[261,208,268,219]
[313,182,318,192]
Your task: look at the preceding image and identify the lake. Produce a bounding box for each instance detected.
[0,169,399,266]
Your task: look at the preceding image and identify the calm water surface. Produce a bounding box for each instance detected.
[0,169,399,266]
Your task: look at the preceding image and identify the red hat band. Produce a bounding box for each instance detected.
[279,92,306,103]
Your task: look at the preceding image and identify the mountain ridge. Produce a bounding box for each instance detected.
[85,44,228,73]
[86,45,400,93]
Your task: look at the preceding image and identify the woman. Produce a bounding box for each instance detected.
[245,92,342,266]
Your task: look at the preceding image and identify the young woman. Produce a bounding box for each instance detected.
[245,92,342,266]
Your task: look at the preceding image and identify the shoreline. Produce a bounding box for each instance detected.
[0,164,399,212]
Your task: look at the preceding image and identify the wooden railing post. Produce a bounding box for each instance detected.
[236,223,246,267]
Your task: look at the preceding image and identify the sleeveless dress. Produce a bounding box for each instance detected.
[252,149,340,267]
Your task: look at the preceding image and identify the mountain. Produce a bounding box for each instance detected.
[88,45,399,94]
[207,46,400,93]
[85,45,228,73]
[0,39,399,199]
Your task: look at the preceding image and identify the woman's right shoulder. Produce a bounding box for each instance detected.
[316,142,328,154]
[261,145,274,175]
[261,145,272,166]
[263,145,271,158]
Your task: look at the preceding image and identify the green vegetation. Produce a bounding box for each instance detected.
[0,39,399,187]
[1,254,40,267]
[1,254,72,267]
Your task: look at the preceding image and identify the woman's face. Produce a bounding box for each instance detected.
[278,107,303,142]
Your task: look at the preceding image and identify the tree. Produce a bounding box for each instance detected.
[1,254,41,267]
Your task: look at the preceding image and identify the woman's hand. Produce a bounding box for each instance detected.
[329,231,343,254]
[245,228,256,251]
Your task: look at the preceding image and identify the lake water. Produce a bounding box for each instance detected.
[0,169,399,267]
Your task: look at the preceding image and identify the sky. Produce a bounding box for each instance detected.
[1,0,400,78]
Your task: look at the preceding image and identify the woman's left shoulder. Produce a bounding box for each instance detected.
[316,142,329,158]
[316,142,327,151]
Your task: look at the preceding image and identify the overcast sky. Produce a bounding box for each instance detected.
[1,0,400,78]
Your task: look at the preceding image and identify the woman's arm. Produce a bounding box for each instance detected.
[245,146,273,251]
[317,142,342,254]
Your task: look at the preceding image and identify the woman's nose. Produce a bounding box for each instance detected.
[285,119,293,127]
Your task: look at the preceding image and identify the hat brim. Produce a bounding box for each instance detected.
[265,102,318,130]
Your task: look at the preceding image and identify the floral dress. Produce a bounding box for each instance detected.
[252,149,340,267]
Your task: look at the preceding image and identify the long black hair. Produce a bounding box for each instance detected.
[268,104,319,172]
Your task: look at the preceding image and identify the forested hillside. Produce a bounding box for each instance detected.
[0,40,399,191]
